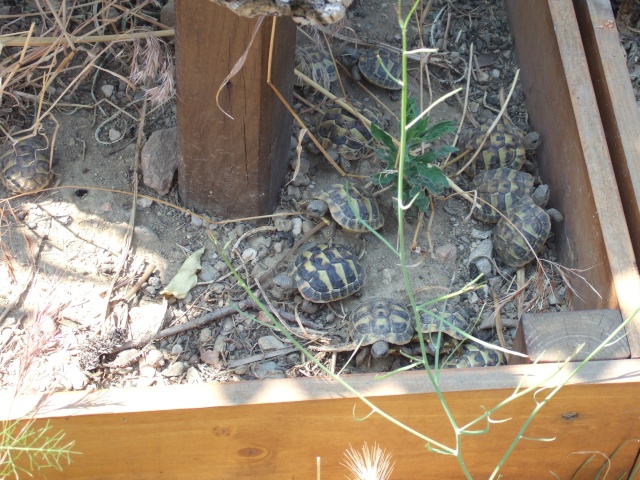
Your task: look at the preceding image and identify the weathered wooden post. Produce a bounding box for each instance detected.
[174,1,296,217]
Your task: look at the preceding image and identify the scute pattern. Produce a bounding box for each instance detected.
[349,298,414,346]
[287,243,364,302]
[294,45,337,89]
[357,48,402,90]
[420,306,472,355]
[444,343,506,368]
[0,136,52,194]
[316,183,384,233]
[460,123,526,177]
[471,167,535,223]
[493,196,551,268]
[317,99,383,161]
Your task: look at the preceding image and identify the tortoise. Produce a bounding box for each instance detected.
[294,44,337,90]
[0,136,52,194]
[493,184,564,268]
[444,343,507,368]
[349,298,414,359]
[471,167,535,223]
[458,122,540,177]
[306,183,384,236]
[272,243,364,303]
[419,305,473,356]
[343,48,402,90]
[316,99,383,168]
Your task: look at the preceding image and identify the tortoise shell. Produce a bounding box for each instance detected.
[471,167,535,223]
[419,306,472,355]
[459,123,526,177]
[286,243,364,303]
[294,45,337,89]
[0,136,52,194]
[349,298,414,358]
[493,195,552,268]
[444,343,506,368]
[314,183,384,233]
[357,48,402,90]
[317,99,383,161]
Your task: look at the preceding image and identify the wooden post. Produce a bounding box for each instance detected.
[175,1,295,217]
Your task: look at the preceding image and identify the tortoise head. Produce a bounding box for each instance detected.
[306,198,329,219]
[272,272,295,291]
[530,184,550,208]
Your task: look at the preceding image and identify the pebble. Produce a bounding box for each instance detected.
[471,229,491,240]
[101,84,115,97]
[436,244,457,264]
[273,241,284,253]
[287,185,302,199]
[214,260,229,273]
[258,335,285,350]
[139,365,157,378]
[382,268,392,285]
[252,361,285,379]
[199,328,212,343]
[162,361,186,377]
[136,197,153,208]
[274,216,293,232]
[191,214,203,227]
[198,262,219,282]
[144,286,157,296]
[301,220,315,234]
[144,349,164,368]
[242,248,257,261]
[171,344,184,355]
[186,366,202,384]
[148,276,161,287]
[291,217,302,236]
[108,128,121,142]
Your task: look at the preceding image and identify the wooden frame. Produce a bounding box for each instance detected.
[2,1,640,478]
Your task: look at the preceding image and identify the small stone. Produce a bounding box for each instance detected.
[301,220,315,234]
[186,366,202,384]
[171,344,184,355]
[198,262,219,282]
[160,0,176,27]
[436,244,457,264]
[148,276,161,287]
[162,361,186,377]
[258,335,285,350]
[548,294,558,306]
[199,328,212,343]
[139,365,157,378]
[141,127,178,195]
[136,197,153,208]
[144,286,157,296]
[242,248,257,261]
[469,101,479,113]
[273,241,283,253]
[471,229,491,240]
[491,69,501,79]
[382,268,392,285]
[108,128,121,142]
[101,84,115,97]
[144,349,164,368]
[191,214,203,227]
[252,361,285,379]
[274,216,293,232]
[214,260,229,273]
[287,185,302,199]
[291,217,302,236]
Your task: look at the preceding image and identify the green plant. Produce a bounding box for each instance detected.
[371,96,456,213]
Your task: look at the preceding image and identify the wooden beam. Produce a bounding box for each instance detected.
[5,360,640,479]
[175,1,295,217]
[511,309,630,364]
[504,0,640,357]
[573,0,640,272]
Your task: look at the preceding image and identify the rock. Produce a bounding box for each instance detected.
[186,366,202,384]
[214,260,229,273]
[382,268,392,285]
[274,216,293,232]
[258,336,285,350]
[136,197,153,208]
[143,349,164,368]
[139,365,157,378]
[141,127,178,195]
[291,217,302,236]
[162,361,186,377]
[198,262,219,282]
[108,128,121,142]
[199,328,212,343]
[171,344,184,355]
[436,244,457,264]
[160,0,176,28]
[242,248,257,261]
[101,84,115,97]
[251,361,285,379]
[191,214,203,227]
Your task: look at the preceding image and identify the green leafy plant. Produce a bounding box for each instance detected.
[371,97,456,213]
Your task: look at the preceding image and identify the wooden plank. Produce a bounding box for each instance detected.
[4,360,640,479]
[175,1,295,217]
[573,0,640,267]
[511,309,630,364]
[505,0,640,357]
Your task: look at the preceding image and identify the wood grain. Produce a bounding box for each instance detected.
[175,1,295,217]
[574,0,640,267]
[505,0,640,357]
[511,309,630,364]
[4,360,640,479]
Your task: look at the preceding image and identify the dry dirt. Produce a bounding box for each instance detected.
[0,0,574,394]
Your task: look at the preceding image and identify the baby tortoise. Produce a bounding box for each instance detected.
[471,167,535,223]
[294,44,337,91]
[306,183,384,236]
[419,305,473,356]
[0,136,52,194]
[273,243,364,303]
[493,184,564,268]
[349,298,414,359]
[459,122,540,177]
[343,48,402,90]
[444,343,507,368]
[316,99,383,169]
